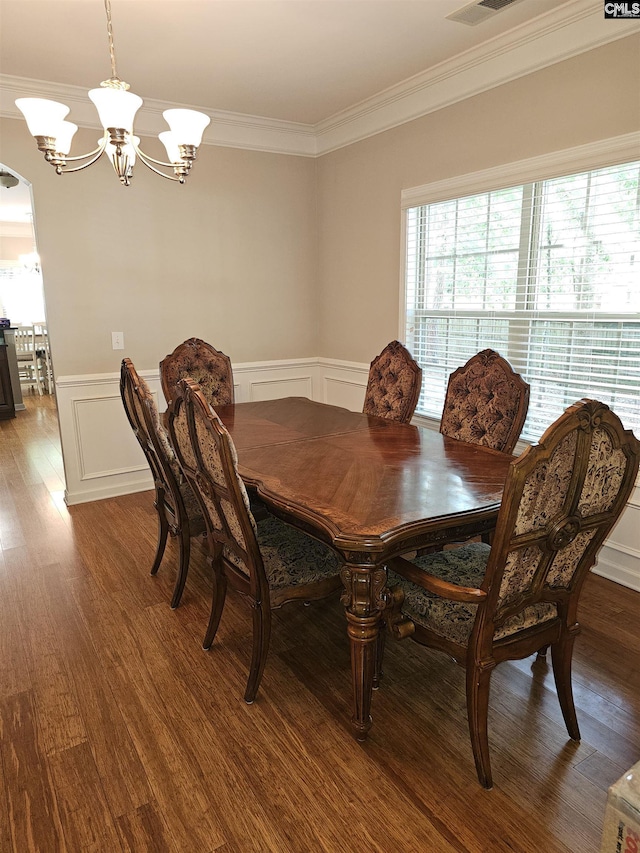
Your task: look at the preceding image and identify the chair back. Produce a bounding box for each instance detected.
[14,325,35,358]
[120,358,182,512]
[160,338,234,409]
[363,340,422,423]
[440,349,530,453]
[167,377,265,596]
[480,399,639,638]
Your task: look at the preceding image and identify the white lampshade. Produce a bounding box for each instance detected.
[162,109,210,146]
[15,98,70,139]
[56,121,78,155]
[159,131,182,163]
[88,87,142,132]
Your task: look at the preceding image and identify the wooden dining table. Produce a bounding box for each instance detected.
[216,396,515,739]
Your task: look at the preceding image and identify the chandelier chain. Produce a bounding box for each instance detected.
[104,0,118,81]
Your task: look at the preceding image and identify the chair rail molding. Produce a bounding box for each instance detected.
[55,354,640,592]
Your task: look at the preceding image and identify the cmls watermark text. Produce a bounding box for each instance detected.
[604,2,640,17]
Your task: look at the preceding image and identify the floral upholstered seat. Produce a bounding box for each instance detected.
[167,376,342,704]
[440,349,530,453]
[120,358,205,609]
[388,543,557,646]
[363,340,422,423]
[160,338,234,410]
[384,399,640,789]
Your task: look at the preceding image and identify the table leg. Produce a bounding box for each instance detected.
[340,562,387,740]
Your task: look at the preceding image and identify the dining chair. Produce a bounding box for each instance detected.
[120,358,206,608]
[167,376,342,704]
[382,398,640,788]
[160,338,234,410]
[33,322,53,394]
[440,348,530,454]
[363,340,422,423]
[15,324,43,395]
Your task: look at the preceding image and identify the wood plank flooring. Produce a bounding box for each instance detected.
[1,393,639,852]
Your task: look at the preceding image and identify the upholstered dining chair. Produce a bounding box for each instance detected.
[120,358,205,608]
[160,338,234,410]
[382,399,640,789]
[363,340,422,423]
[440,349,530,454]
[167,377,342,704]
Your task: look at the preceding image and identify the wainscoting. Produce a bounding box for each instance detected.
[55,355,640,591]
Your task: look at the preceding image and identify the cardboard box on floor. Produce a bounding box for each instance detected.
[601,761,640,853]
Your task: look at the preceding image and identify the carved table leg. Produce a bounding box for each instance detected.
[340,560,387,741]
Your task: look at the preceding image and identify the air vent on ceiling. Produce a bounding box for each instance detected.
[446,0,524,26]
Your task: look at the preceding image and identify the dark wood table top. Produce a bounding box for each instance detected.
[217,397,514,559]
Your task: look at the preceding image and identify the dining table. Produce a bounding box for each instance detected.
[215,396,515,739]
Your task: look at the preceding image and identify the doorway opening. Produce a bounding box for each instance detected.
[0,164,52,409]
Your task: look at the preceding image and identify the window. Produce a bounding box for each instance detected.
[404,159,640,442]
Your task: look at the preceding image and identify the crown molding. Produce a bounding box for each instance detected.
[315,0,640,154]
[2,0,637,158]
[0,75,317,157]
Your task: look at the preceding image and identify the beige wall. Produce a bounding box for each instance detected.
[2,36,638,377]
[0,118,319,376]
[315,35,640,363]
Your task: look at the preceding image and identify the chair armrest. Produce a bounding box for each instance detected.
[388,556,487,603]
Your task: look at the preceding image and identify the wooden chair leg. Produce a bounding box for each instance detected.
[150,497,169,576]
[170,523,191,609]
[551,634,580,741]
[244,603,272,705]
[466,661,495,789]
[202,560,227,651]
[373,619,386,690]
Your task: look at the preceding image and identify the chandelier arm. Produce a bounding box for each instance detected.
[55,140,107,164]
[52,147,107,173]
[134,151,182,182]
[134,143,182,170]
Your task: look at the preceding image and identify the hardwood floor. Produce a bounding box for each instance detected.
[1,394,639,852]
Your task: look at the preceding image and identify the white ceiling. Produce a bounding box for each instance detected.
[1,0,572,125]
[1,0,637,227]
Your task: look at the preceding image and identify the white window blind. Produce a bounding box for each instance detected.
[404,161,640,442]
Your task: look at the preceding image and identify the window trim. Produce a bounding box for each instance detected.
[399,131,640,339]
[398,131,640,451]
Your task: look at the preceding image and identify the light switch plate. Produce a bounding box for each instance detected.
[112,331,124,350]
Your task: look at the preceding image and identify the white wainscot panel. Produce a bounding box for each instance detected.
[324,376,366,412]
[249,375,313,402]
[593,483,640,592]
[57,373,158,505]
[232,358,319,403]
[74,394,145,479]
[319,358,369,412]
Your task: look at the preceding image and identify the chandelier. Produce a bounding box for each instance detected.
[15,0,210,186]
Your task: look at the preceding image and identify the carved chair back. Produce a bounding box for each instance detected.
[160,338,234,410]
[478,399,639,650]
[120,358,205,607]
[120,357,182,509]
[440,349,529,453]
[167,377,266,600]
[363,340,422,423]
